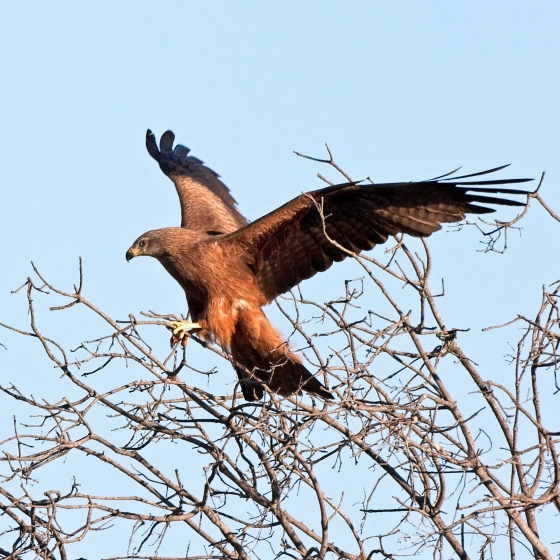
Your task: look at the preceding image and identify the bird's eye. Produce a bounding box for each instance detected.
[139,240,147,248]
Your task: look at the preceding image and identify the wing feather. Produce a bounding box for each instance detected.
[146,129,248,234]
[218,171,531,302]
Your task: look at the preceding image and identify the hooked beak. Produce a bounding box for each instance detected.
[126,247,136,262]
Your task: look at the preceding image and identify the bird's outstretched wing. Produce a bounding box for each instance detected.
[146,129,248,234]
[219,167,532,302]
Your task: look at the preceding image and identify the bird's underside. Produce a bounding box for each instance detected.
[127,130,533,402]
[167,312,332,401]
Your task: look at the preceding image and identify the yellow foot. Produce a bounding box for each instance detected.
[167,321,202,346]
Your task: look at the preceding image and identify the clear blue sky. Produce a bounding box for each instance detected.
[1,2,559,557]
[1,2,558,310]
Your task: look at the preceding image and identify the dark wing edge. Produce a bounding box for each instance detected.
[146,129,248,233]
[218,168,532,302]
[428,164,530,184]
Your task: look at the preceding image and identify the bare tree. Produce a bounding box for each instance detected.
[0,161,558,560]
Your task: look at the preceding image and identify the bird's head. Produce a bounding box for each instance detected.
[126,230,168,262]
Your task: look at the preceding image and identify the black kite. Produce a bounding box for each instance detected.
[127,130,531,401]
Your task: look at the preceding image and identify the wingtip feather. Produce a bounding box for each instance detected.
[174,144,191,159]
[145,129,160,161]
[442,164,512,181]
[159,130,175,153]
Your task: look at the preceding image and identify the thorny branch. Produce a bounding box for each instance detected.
[0,164,558,560]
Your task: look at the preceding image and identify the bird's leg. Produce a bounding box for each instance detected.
[167,320,202,346]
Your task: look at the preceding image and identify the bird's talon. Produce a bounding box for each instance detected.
[167,321,201,346]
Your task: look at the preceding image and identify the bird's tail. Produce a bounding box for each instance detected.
[230,308,333,402]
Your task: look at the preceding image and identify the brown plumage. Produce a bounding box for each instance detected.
[146,129,247,234]
[127,130,532,401]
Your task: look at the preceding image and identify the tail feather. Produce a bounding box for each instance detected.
[230,308,333,401]
[234,364,265,401]
[233,358,334,401]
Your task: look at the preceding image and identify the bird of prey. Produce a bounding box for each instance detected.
[126,130,531,401]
